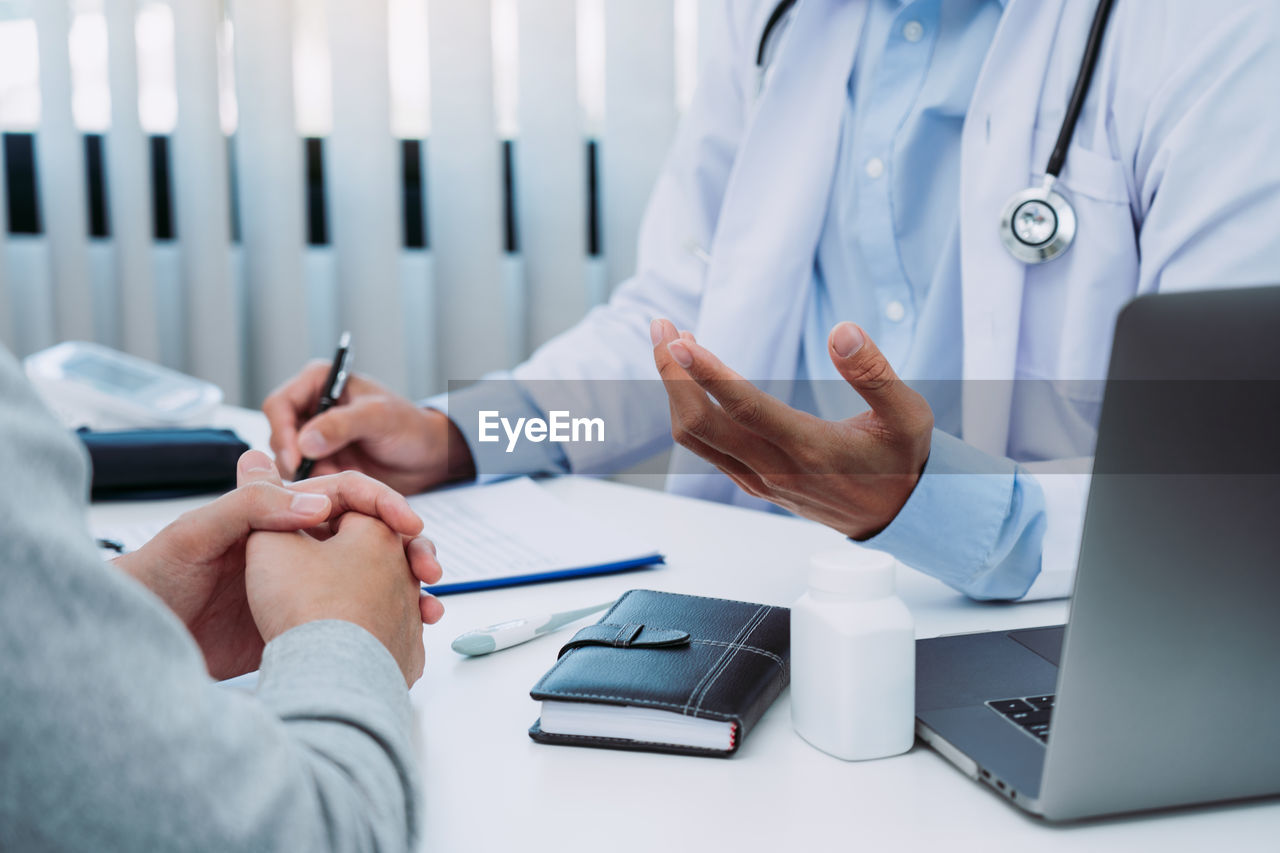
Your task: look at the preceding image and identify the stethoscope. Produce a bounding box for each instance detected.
[755,0,1116,266]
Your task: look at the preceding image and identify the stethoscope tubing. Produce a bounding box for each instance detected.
[1046,0,1115,179]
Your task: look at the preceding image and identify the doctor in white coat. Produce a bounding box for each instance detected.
[266,0,1280,601]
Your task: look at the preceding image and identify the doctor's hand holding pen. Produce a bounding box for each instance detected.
[263,362,476,493]
[650,318,934,540]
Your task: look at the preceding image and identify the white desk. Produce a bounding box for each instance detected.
[89,410,1279,852]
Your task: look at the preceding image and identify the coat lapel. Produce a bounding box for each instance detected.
[694,0,867,382]
[959,0,1067,455]
[669,0,868,502]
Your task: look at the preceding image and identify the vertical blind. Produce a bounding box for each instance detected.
[0,0,707,405]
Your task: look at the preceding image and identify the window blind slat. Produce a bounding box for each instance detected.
[326,0,408,392]
[230,0,307,404]
[33,0,95,343]
[171,0,241,400]
[517,0,587,351]
[105,0,161,362]
[426,0,506,383]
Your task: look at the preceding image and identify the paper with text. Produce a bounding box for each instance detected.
[408,478,662,589]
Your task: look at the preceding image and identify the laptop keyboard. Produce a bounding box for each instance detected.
[987,695,1055,743]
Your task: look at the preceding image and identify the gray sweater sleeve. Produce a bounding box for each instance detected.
[0,348,420,852]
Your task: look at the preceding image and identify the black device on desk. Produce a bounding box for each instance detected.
[915,286,1280,821]
[80,427,250,500]
[294,331,351,481]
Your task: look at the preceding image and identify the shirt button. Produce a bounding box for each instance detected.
[865,157,885,179]
[903,20,924,42]
[885,300,907,323]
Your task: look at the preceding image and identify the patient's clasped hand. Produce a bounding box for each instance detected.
[113,449,446,683]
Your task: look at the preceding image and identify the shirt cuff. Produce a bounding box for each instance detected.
[424,377,570,483]
[863,429,1045,600]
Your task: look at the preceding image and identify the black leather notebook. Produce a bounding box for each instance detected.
[529,589,790,757]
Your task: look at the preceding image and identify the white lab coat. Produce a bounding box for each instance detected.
[512,0,1280,599]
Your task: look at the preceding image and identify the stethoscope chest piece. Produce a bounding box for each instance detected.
[999,177,1077,264]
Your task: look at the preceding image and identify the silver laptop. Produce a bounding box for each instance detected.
[915,286,1280,821]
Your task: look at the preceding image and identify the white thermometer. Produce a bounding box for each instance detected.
[451,601,616,656]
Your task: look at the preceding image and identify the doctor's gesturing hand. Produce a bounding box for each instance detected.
[651,318,933,540]
[264,362,476,492]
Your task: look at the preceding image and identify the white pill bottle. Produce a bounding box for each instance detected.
[791,547,915,761]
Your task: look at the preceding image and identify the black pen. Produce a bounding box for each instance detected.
[294,331,351,481]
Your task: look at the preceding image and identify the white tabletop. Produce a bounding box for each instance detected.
[89,410,1280,852]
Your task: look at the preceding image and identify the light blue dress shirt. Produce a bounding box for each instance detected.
[434,0,1049,600]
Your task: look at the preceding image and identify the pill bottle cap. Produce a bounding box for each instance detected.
[808,547,896,600]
